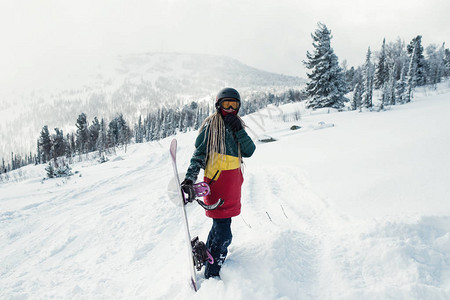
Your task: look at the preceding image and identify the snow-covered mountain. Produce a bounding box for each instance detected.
[0,52,305,159]
[1,83,450,299]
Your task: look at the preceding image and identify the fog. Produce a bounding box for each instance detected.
[1,0,449,94]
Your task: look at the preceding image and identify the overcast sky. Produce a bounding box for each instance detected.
[1,0,449,93]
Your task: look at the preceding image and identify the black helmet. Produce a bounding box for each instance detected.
[215,87,241,112]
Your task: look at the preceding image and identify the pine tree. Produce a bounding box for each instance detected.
[194,107,203,130]
[351,82,363,111]
[150,112,160,141]
[396,66,407,104]
[135,116,144,143]
[107,114,131,148]
[10,152,15,170]
[76,113,89,154]
[187,102,198,129]
[52,128,65,160]
[144,114,153,142]
[167,109,176,136]
[444,48,450,77]
[380,63,397,108]
[407,36,427,86]
[39,125,52,163]
[96,118,107,154]
[88,117,100,152]
[65,133,73,160]
[177,110,184,134]
[2,158,6,173]
[304,22,347,109]
[181,110,188,133]
[381,82,389,109]
[70,134,76,157]
[157,108,165,139]
[28,152,34,165]
[388,64,397,105]
[362,47,375,109]
[344,66,357,92]
[107,117,118,148]
[118,114,131,148]
[375,38,389,89]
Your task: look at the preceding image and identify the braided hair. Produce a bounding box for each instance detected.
[199,112,245,166]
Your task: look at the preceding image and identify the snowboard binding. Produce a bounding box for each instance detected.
[183,182,224,211]
[191,236,214,271]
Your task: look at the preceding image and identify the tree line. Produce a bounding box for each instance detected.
[1,89,305,177]
[304,22,450,110]
[134,89,305,143]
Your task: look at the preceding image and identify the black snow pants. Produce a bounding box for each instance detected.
[205,218,232,279]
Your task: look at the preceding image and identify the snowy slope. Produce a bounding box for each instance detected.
[1,86,450,299]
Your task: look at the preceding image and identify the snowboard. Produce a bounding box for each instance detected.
[169,139,199,291]
[169,138,222,292]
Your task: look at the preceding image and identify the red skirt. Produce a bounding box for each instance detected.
[204,168,243,219]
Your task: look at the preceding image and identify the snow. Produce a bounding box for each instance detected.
[1,84,450,299]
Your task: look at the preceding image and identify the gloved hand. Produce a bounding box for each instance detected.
[181,179,196,203]
[224,114,243,132]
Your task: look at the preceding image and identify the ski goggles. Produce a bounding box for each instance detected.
[219,100,240,110]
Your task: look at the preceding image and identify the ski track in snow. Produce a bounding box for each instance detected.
[1,87,450,299]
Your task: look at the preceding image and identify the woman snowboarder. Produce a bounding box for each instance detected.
[181,87,256,279]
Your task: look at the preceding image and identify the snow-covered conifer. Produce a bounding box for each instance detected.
[76,113,89,154]
[345,66,357,92]
[351,82,363,111]
[115,114,131,147]
[303,22,347,109]
[52,128,65,160]
[96,118,107,154]
[194,107,202,130]
[396,66,407,104]
[362,47,375,109]
[407,36,427,86]
[39,125,52,163]
[444,48,450,77]
[135,116,144,143]
[107,114,131,150]
[1,157,6,173]
[65,133,72,160]
[380,62,397,107]
[88,117,100,152]
[388,64,397,105]
[375,38,389,89]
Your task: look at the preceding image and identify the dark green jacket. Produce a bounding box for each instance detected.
[185,124,256,183]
